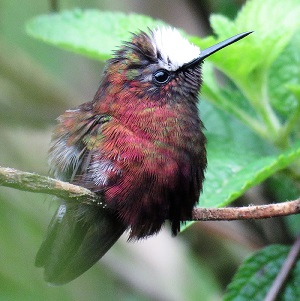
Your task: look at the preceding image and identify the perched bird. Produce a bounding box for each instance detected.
[36,27,251,284]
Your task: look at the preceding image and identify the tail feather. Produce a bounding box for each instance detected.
[36,203,126,285]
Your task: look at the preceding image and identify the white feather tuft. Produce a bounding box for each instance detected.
[151,27,200,71]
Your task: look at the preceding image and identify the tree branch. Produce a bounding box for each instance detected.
[1,165,299,221]
[0,166,105,207]
[191,202,300,221]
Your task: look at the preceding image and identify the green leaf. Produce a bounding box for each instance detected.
[268,30,300,116]
[208,0,300,77]
[200,136,300,208]
[190,101,299,210]
[187,0,300,147]
[224,245,300,301]
[189,0,300,139]
[26,9,166,61]
[201,63,256,115]
[199,101,271,156]
[191,0,300,119]
[200,63,263,135]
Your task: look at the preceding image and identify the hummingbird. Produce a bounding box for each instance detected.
[35,27,252,284]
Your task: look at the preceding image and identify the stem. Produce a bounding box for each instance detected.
[234,70,282,144]
[1,166,300,221]
[223,104,268,139]
[191,201,300,221]
[264,235,300,301]
[280,103,300,147]
[203,91,269,140]
[257,77,281,138]
[206,68,281,144]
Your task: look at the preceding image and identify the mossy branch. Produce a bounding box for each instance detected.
[1,165,299,221]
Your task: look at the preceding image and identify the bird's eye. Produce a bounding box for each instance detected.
[153,69,171,85]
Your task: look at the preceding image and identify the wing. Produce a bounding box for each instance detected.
[36,103,126,285]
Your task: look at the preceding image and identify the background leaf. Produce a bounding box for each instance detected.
[224,245,300,301]
[206,0,300,81]
[268,30,300,116]
[200,136,300,208]
[26,9,166,61]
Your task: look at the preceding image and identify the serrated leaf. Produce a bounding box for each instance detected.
[269,31,300,116]
[189,0,300,134]
[224,245,300,301]
[191,0,300,99]
[213,0,300,72]
[199,137,300,208]
[26,9,166,61]
[208,15,236,38]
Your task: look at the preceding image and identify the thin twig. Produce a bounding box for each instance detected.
[0,166,300,221]
[191,202,300,221]
[264,235,300,301]
[0,166,105,207]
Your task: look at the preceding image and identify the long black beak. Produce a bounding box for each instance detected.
[183,31,253,69]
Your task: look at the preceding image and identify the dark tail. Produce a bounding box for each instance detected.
[35,203,126,285]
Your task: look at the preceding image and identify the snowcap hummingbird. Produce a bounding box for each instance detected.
[36,27,252,284]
